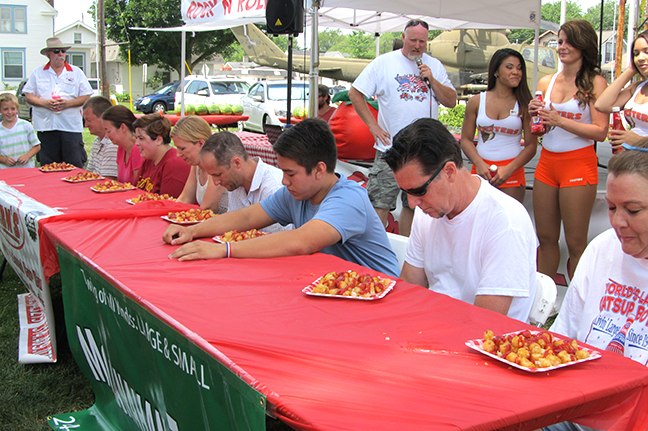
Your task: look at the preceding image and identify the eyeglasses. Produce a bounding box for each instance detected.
[52,49,67,54]
[404,19,429,30]
[400,160,450,197]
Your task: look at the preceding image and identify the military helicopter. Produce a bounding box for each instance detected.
[426,29,558,96]
[231,24,558,96]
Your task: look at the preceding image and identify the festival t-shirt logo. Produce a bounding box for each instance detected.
[588,278,648,365]
[394,74,428,102]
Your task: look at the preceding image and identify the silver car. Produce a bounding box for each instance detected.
[239,80,309,133]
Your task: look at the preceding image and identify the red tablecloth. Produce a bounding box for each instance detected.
[278,116,303,124]
[134,114,248,126]
[233,131,278,167]
[41,214,648,431]
[0,167,193,277]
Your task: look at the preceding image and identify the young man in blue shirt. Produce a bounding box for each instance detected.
[163,118,399,277]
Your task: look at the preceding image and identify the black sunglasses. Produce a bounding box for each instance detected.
[52,49,67,54]
[404,19,429,30]
[400,160,450,197]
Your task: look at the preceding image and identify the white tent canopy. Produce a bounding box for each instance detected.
[142,0,541,33]
[134,0,542,115]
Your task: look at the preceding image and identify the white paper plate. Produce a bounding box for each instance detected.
[465,330,601,373]
[303,274,396,300]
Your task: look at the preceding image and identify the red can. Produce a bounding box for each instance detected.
[530,91,546,136]
[611,107,625,154]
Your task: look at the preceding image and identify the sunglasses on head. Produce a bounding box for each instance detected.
[52,49,67,54]
[400,160,450,197]
[404,19,429,30]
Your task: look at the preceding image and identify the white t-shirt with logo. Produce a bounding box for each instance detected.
[551,229,648,366]
[352,50,454,152]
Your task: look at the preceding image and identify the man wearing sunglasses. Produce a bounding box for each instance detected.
[349,19,457,237]
[23,37,93,168]
[384,118,537,322]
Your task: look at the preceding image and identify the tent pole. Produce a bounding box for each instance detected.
[180,29,186,116]
[309,0,320,119]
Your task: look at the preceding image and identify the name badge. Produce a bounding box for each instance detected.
[510,110,518,116]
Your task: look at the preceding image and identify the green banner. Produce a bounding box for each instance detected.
[49,247,266,431]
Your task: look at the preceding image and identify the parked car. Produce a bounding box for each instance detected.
[15,78,32,121]
[134,81,180,114]
[239,80,310,133]
[175,76,250,110]
[88,78,100,96]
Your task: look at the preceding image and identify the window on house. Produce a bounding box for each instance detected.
[0,5,26,33]
[2,49,25,79]
[603,43,616,63]
[74,32,82,44]
[65,53,85,72]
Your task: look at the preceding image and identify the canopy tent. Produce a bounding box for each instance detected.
[135,0,542,116]
[173,0,541,32]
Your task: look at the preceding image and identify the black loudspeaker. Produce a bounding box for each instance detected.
[266,0,304,35]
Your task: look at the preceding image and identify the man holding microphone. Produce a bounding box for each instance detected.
[349,19,456,236]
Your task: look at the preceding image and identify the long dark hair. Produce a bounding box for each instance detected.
[631,30,648,78]
[487,48,532,121]
[559,20,600,108]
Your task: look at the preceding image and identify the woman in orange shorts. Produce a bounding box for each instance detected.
[528,20,608,281]
[461,48,537,203]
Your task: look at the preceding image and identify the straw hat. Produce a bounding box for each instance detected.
[40,37,71,56]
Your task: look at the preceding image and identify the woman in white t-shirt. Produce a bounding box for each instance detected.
[461,48,537,203]
[528,20,609,281]
[595,29,648,150]
[543,141,648,431]
[172,116,228,213]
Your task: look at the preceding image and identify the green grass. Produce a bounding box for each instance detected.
[0,255,292,430]
[0,257,95,431]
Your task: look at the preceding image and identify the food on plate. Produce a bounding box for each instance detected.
[63,171,103,182]
[220,229,266,242]
[91,179,134,191]
[482,329,591,369]
[165,208,215,223]
[311,270,391,298]
[130,192,176,204]
[40,162,75,171]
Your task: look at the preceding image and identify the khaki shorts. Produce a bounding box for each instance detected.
[366,150,411,211]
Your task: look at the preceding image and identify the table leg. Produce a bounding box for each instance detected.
[0,257,7,283]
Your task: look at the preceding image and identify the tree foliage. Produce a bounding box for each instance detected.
[507,0,584,43]
[584,0,629,35]
[104,0,237,77]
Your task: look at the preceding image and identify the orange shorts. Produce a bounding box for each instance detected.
[534,146,598,188]
[471,157,526,188]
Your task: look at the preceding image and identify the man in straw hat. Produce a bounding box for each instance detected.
[23,37,93,167]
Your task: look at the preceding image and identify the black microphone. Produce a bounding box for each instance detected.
[415,56,431,88]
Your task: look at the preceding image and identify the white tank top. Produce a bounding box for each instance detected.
[475,92,523,161]
[541,73,594,153]
[195,166,208,205]
[623,81,648,137]
[195,166,229,214]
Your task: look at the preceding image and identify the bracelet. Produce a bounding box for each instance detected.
[225,242,231,258]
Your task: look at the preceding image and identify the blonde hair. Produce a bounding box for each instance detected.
[171,116,212,143]
[0,93,19,109]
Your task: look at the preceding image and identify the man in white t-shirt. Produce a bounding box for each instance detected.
[383,118,536,322]
[23,37,93,167]
[349,19,457,237]
[199,131,289,233]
